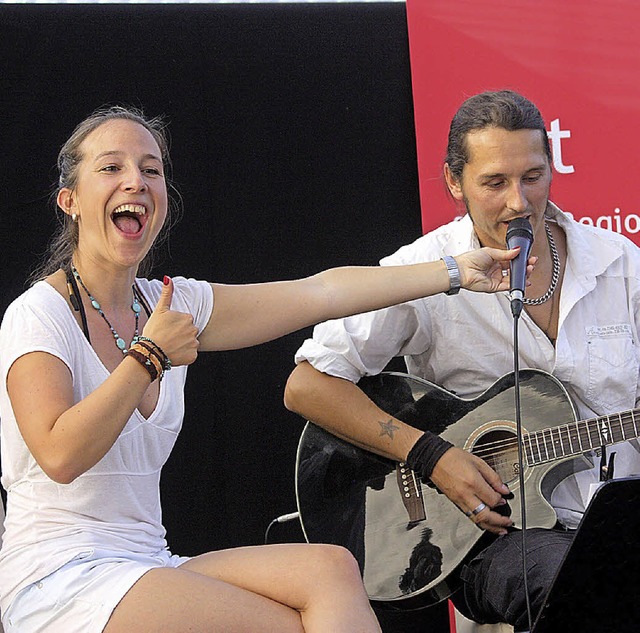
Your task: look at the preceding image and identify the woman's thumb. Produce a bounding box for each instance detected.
[155,275,173,313]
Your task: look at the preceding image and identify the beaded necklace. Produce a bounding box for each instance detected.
[523,221,560,306]
[71,265,142,354]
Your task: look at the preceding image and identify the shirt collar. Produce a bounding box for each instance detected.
[549,201,624,279]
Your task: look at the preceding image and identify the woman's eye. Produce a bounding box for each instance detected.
[143,168,162,176]
[100,165,119,172]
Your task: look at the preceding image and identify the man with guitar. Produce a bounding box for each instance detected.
[284,90,640,631]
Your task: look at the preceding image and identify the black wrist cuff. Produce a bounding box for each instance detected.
[406,431,453,480]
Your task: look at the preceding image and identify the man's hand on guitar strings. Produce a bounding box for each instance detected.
[429,447,514,535]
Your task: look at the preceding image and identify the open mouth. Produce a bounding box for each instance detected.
[111,203,148,236]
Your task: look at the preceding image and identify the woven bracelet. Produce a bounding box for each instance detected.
[126,347,159,382]
[134,340,169,381]
[136,344,166,381]
[137,340,165,366]
[131,342,165,381]
[136,336,172,372]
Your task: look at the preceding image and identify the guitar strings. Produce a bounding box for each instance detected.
[407,412,638,470]
[461,437,521,457]
[468,429,599,460]
[466,437,519,452]
[472,445,519,460]
[464,413,639,461]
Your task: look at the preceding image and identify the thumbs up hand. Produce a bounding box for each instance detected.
[141,276,200,367]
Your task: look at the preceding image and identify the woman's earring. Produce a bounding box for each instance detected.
[72,213,78,222]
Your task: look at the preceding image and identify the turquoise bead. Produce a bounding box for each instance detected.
[116,338,126,350]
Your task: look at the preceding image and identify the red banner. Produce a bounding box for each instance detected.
[406,0,640,245]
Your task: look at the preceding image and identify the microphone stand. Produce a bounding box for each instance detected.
[506,216,535,631]
[511,308,534,631]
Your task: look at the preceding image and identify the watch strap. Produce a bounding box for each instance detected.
[442,255,461,295]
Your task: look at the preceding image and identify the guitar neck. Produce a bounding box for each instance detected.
[525,407,640,466]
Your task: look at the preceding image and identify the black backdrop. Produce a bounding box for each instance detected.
[0,3,449,630]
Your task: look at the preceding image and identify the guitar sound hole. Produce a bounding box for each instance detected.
[471,428,520,485]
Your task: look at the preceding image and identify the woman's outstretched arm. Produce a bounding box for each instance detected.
[198,246,532,351]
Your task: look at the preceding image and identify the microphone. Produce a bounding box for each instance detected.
[506,217,534,317]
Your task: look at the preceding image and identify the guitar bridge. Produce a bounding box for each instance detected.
[397,462,426,527]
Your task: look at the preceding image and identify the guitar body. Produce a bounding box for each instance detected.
[295,370,588,609]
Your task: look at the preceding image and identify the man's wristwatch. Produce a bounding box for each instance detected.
[442,255,461,295]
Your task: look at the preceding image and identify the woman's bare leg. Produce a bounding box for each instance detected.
[104,543,380,633]
[104,564,304,633]
[182,543,381,632]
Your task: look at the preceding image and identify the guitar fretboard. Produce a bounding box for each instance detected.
[524,409,640,466]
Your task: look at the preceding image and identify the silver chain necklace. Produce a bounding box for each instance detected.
[523,222,560,306]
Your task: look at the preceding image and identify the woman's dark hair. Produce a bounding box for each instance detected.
[445,90,552,182]
[30,105,181,283]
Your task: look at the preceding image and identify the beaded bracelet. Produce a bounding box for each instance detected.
[136,336,172,373]
[126,347,159,382]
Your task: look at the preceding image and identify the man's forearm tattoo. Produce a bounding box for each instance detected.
[379,418,399,439]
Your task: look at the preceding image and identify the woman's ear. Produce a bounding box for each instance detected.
[444,163,464,201]
[57,188,77,218]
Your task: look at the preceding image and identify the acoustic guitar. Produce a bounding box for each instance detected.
[295,370,639,609]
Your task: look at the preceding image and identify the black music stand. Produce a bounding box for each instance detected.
[531,477,640,632]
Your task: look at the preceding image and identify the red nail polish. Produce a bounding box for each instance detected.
[163,275,170,285]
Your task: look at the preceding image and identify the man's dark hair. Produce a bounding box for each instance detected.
[445,90,551,181]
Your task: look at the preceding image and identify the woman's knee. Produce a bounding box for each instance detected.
[306,544,361,583]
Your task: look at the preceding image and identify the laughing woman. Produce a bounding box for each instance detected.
[0,106,528,633]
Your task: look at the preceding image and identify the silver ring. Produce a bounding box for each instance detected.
[465,502,487,518]
[501,269,509,277]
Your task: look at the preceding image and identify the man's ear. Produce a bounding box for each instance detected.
[444,163,464,201]
[57,188,76,217]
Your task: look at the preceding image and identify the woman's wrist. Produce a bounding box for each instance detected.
[132,336,172,380]
[126,344,160,382]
